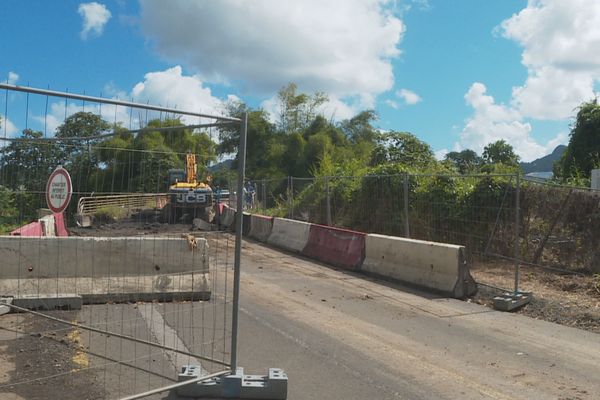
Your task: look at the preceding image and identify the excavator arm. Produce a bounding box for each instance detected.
[186,153,197,184]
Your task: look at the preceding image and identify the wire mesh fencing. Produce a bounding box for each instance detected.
[518,179,600,274]
[0,83,243,399]
[249,174,528,292]
[250,173,600,294]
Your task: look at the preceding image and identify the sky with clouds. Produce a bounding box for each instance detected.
[1,0,600,161]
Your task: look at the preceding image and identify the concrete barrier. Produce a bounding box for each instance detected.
[267,218,311,253]
[242,212,252,236]
[219,205,236,229]
[248,214,273,242]
[302,224,365,270]
[54,213,68,237]
[10,222,43,237]
[39,215,56,237]
[0,236,209,279]
[362,234,476,298]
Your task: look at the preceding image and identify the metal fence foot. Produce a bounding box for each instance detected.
[492,292,532,311]
[177,365,288,399]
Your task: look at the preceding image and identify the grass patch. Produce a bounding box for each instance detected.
[93,206,128,223]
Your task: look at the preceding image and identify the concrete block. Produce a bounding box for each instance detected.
[75,214,92,228]
[178,366,287,399]
[193,218,213,231]
[13,293,82,310]
[0,297,13,316]
[0,236,209,279]
[219,206,236,229]
[362,234,477,298]
[37,208,53,219]
[267,218,311,253]
[39,215,56,237]
[54,212,68,237]
[242,213,252,236]
[0,273,211,303]
[302,224,365,270]
[10,222,44,236]
[248,215,273,242]
[493,292,532,311]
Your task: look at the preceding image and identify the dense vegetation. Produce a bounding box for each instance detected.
[1,84,599,272]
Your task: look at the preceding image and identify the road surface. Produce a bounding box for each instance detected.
[0,235,599,399]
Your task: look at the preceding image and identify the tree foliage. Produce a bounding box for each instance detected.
[276,83,328,134]
[482,140,520,167]
[445,149,482,173]
[370,131,435,167]
[556,100,600,180]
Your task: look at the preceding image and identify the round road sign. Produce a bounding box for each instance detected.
[45,167,72,213]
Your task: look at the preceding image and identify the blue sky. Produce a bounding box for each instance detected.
[1,0,598,161]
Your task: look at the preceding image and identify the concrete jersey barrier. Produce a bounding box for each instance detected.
[39,215,56,237]
[302,224,365,270]
[362,234,476,298]
[219,205,236,229]
[0,236,209,279]
[10,222,44,237]
[54,213,68,237]
[248,214,273,242]
[242,212,252,236]
[267,218,311,253]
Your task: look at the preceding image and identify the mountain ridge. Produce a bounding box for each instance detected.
[520,145,567,174]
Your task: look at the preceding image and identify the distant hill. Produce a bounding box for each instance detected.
[208,158,234,172]
[520,145,567,174]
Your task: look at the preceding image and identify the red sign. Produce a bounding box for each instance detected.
[45,167,72,213]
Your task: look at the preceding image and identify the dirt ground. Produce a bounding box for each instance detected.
[72,220,600,335]
[471,260,600,334]
[0,311,106,400]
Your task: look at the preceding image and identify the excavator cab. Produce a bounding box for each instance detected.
[166,153,214,223]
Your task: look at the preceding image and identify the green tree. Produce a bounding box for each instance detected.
[55,112,111,193]
[0,129,62,191]
[218,101,282,178]
[370,131,435,167]
[445,149,482,173]
[482,140,520,166]
[282,132,307,176]
[340,110,379,144]
[556,100,600,180]
[276,83,328,134]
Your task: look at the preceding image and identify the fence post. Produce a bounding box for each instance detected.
[514,173,521,294]
[325,176,332,226]
[231,112,247,372]
[403,174,410,238]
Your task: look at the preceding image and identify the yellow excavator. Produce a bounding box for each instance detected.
[166,153,214,223]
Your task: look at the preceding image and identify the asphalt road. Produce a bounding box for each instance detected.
[233,239,600,400]
[1,235,599,399]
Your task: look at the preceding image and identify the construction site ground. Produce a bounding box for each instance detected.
[70,221,600,335]
[0,220,599,399]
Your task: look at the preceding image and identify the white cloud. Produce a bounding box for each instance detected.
[385,99,399,109]
[458,0,600,160]
[35,66,231,135]
[78,2,111,40]
[139,0,404,103]
[499,0,600,120]
[458,82,566,162]
[510,66,594,120]
[131,66,227,123]
[434,148,448,160]
[396,88,421,105]
[319,96,360,121]
[260,92,358,125]
[7,72,19,85]
[0,117,18,137]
